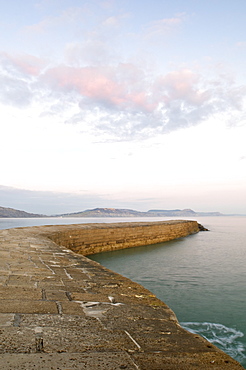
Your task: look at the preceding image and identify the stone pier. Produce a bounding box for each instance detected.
[0,221,243,369]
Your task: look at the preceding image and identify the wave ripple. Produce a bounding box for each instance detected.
[181,322,246,364]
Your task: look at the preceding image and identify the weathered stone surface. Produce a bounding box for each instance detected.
[37,220,202,255]
[0,221,243,369]
[0,300,58,314]
[0,352,137,370]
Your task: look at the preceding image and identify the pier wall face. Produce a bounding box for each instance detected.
[46,220,199,255]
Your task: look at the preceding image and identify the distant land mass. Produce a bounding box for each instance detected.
[0,206,243,218]
[59,207,223,218]
[0,206,44,218]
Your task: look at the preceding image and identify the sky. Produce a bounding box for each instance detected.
[1,0,246,215]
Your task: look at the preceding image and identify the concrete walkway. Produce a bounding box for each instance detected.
[0,226,244,369]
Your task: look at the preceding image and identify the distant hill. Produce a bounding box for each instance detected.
[59,207,145,217]
[60,207,223,218]
[0,205,225,218]
[0,206,44,218]
[147,209,223,217]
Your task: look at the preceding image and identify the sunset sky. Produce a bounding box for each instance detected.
[1,0,246,214]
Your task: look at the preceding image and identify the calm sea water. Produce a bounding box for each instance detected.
[90,216,246,368]
[0,216,245,367]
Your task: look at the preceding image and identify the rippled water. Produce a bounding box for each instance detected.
[1,216,246,367]
[89,216,246,368]
[181,322,245,364]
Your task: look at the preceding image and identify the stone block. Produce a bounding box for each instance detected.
[0,300,58,314]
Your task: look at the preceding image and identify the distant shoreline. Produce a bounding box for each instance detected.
[1,205,245,218]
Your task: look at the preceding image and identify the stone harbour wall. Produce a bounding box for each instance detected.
[0,221,244,368]
[43,220,200,256]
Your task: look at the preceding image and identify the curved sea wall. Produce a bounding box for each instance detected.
[0,221,243,369]
[42,220,201,256]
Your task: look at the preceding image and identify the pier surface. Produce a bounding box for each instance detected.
[0,221,244,369]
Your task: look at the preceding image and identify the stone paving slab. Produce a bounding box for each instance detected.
[0,287,42,300]
[0,300,58,314]
[0,352,137,370]
[0,225,244,369]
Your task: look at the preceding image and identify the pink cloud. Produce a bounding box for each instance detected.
[15,55,46,76]
[44,66,122,100]
[42,64,213,116]
[1,53,47,76]
[155,69,209,105]
[128,91,156,112]
[43,64,156,112]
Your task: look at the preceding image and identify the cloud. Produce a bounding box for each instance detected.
[42,63,246,139]
[1,48,246,140]
[22,6,85,35]
[154,69,209,105]
[64,40,115,66]
[102,15,121,28]
[42,63,155,113]
[0,59,32,107]
[0,75,32,107]
[144,13,186,40]
[0,52,47,76]
[0,53,46,107]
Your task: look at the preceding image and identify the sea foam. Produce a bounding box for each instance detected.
[181,322,246,363]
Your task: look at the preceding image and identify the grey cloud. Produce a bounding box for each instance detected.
[65,40,117,66]
[0,53,43,108]
[0,74,32,107]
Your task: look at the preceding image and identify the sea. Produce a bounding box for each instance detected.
[0,216,245,368]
